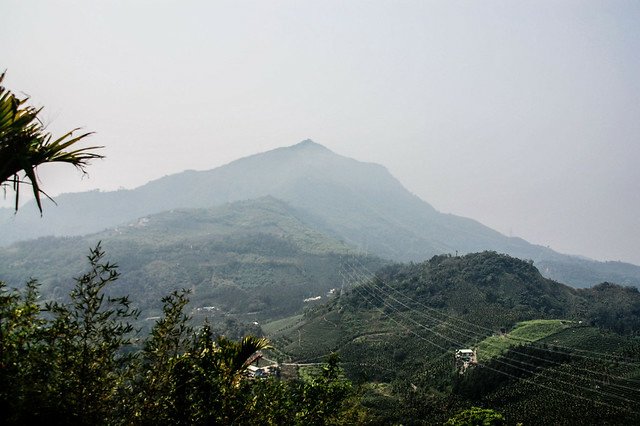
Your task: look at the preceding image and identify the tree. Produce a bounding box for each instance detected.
[0,244,139,425]
[134,294,272,425]
[0,252,367,425]
[286,352,365,426]
[134,289,193,424]
[43,243,139,424]
[0,280,47,424]
[0,71,103,213]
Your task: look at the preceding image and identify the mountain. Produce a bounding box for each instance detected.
[1,139,639,287]
[0,197,383,323]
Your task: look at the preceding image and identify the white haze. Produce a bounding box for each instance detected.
[1,0,639,264]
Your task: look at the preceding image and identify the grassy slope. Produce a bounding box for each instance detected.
[476,319,573,362]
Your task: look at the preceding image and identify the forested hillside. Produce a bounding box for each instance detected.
[4,15,638,423]
[0,197,383,330]
[0,78,372,425]
[3,163,640,423]
[268,252,640,424]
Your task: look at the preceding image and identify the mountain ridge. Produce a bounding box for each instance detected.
[1,140,639,288]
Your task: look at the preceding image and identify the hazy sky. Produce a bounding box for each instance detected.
[2,1,639,264]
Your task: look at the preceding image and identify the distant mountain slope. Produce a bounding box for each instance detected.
[1,139,639,287]
[0,197,383,322]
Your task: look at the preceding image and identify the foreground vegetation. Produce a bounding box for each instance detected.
[0,71,102,213]
[0,245,363,425]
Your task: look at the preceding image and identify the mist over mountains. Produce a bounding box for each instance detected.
[1,139,639,288]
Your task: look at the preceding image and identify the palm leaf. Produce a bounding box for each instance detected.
[0,71,103,213]
[216,335,272,376]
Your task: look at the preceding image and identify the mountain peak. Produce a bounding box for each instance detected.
[290,139,331,152]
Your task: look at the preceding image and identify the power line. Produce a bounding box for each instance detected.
[343,260,640,390]
[348,254,640,367]
[340,262,640,411]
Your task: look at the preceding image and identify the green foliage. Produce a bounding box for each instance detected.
[134,289,192,423]
[289,353,351,424]
[4,245,639,425]
[276,252,640,424]
[46,243,138,423]
[580,282,640,334]
[143,289,192,364]
[0,72,102,212]
[0,280,47,423]
[0,243,138,424]
[134,323,271,425]
[0,245,365,425]
[133,306,361,425]
[444,407,505,426]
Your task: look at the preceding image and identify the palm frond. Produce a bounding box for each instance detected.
[0,71,104,213]
[216,335,272,375]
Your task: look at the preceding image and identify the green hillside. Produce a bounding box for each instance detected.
[0,197,384,328]
[268,252,640,424]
